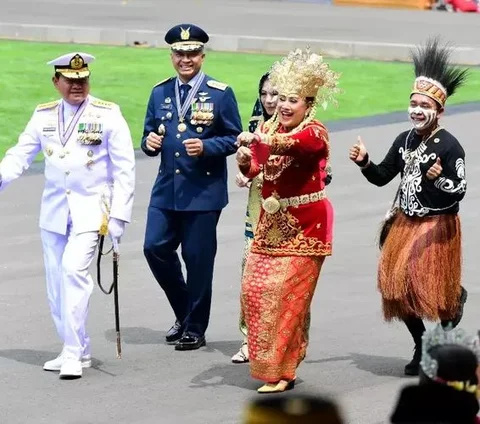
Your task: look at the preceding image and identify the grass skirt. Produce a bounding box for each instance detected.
[379,212,461,321]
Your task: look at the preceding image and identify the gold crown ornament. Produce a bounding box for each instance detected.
[268,47,342,110]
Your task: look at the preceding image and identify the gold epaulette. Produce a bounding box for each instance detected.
[154,77,174,88]
[207,80,228,91]
[91,99,116,109]
[36,100,60,111]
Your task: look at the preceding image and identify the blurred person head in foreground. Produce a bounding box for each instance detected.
[243,393,344,424]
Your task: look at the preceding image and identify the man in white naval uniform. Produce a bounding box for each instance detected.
[0,52,135,379]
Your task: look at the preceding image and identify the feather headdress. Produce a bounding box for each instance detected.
[410,37,469,107]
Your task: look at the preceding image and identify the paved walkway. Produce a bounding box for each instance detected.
[0,107,479,423]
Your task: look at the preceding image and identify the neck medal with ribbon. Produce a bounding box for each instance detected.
[175,72,205,133]
[58,98,89,146]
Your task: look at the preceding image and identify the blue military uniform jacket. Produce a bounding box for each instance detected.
[141,74,242,211]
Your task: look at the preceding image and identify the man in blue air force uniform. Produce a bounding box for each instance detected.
[141,24,242,350]
[0,53,135,379]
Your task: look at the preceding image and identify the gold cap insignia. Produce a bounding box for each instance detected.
[48,52,94,79]
[70,54,84,70]
[168,24,207,52]
[180,27,190,41]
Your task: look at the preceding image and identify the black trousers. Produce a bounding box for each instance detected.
[143,207,221,337]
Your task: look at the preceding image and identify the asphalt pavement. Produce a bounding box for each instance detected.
[0,105,479,423]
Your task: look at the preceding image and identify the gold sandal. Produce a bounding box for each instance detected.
[257,379,296,394]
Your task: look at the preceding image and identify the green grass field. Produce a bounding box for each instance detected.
[1,39,480,158]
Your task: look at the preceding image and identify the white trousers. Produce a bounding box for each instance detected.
[40,226,99,359]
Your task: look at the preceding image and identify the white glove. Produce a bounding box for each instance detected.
[108,218,125,252]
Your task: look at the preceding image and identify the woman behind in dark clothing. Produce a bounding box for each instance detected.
[232,72,278,364]
[247,73,276,133]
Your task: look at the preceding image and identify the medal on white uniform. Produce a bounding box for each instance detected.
[58,98,89,146]
[174,72,205,134]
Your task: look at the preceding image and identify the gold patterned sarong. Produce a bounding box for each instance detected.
[241,252,324,382]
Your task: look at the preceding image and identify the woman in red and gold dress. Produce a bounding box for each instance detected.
[235,48,341,394]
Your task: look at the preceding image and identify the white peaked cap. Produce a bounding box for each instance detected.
[47,52,95,79]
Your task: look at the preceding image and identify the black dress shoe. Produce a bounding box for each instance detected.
[404,345,421,376]
[441,287,468,330]
[165,320,184,345]
[174,334,206,351]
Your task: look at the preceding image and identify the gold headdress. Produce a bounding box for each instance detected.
[268,47,341,110]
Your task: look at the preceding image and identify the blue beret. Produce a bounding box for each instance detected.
[164,24,209,52]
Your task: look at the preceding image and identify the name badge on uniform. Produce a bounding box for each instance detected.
[78,121,103,145]
[42,121,57,137]
[190,103,214,126]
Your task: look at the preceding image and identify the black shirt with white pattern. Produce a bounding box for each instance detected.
[361,128,466,217]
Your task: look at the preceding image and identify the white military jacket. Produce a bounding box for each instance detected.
[0,95,136,235]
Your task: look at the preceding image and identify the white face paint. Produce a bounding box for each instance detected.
[408,105,437,130]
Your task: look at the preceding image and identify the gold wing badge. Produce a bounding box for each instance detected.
[180,27,190,41]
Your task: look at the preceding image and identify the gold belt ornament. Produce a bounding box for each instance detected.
[262,190,326,214]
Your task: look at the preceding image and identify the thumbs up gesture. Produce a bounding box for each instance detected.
[426,157,443,180]
[349,136,368,165]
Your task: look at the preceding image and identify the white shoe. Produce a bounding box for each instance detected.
[231,342,249,364]
[43,352,92,371]
[59,358,83,379]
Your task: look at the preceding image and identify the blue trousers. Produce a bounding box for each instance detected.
[143,207,221,337]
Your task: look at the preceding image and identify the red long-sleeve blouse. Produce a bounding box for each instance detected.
[241,119,333,257]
